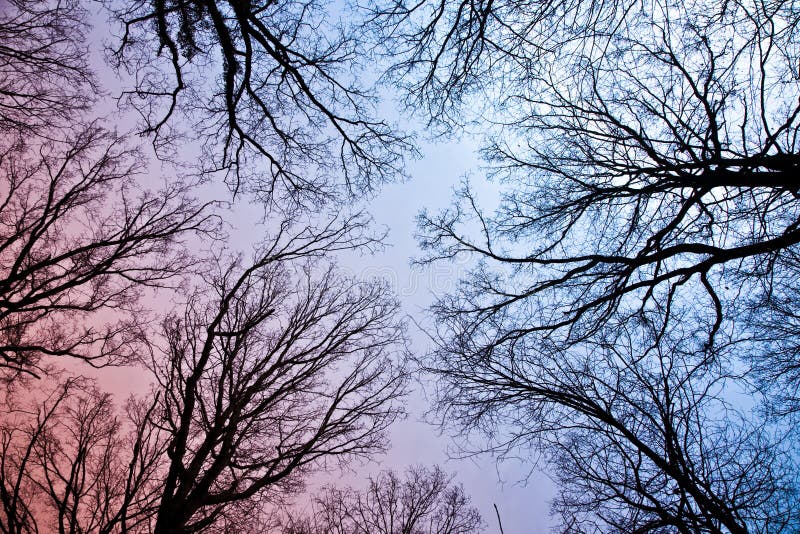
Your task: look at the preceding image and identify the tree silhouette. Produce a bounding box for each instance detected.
[107,0,414,206]
[425,312,799,532]
[285,465,484,534]
[3,0,420,532]
[0,217,410,533]
[146,218,408,533]
[401,0,800,360]
[1,0,218,378]
[0,125,216,378]
[0,376,164,534]
[0,0,97,136]
[377,0,800,530]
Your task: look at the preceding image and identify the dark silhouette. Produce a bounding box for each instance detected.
[107,0,414,205]
[424,316,798,532]
[0,0,217,378]
[0,125,216,378]
[0,376,163,533]
[148,220,408,533]
[0,0,97,135]
[285,466,484,534]
[2,2,413,532]
[377,0,800,530]
[0,0,418,533]
[0,218,410,533]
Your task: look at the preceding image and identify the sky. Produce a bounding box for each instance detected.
[13,0,794,531]
[334,138,557,534]
[71,4,557,532]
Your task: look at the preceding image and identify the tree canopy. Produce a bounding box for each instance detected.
[378,0,800,531]
[4,0,800,531]
[0,0,420,532]
[108,0,415,206]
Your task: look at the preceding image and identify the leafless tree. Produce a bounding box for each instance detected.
[0,211,409,534]
[405,0,800,363]
[4,3,415,532]
[1,0,218,379]
[0,0,98,137]
[106,0,414,206]
[0,124,217,378]
[0,376,163,534]
[426,311,799,533]
[143,218,408,533]
[0,380,67,534]
[369,0,800,530]
[0,215,410,534]
[284,465,484,534]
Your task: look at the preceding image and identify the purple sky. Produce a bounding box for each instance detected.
[82,5,556,532]
[337,138,556,533]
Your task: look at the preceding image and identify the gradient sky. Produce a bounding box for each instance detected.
[76,4,557,532]
[20,0,792,531]
[334,137,556,534]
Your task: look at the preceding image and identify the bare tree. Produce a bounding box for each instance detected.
[143,218,408,533]
[368,0,800,530]
[285,465,484,534]
[0,215,409,534]
[405,0,800,361]
[0,124,217,378]
[106,0,414,206]
[425,311,800,533]
[0,380,68,534]
[1,0,218,379]
[0,376,163,534]
[4,1,418,532]
[0,0,98,137]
